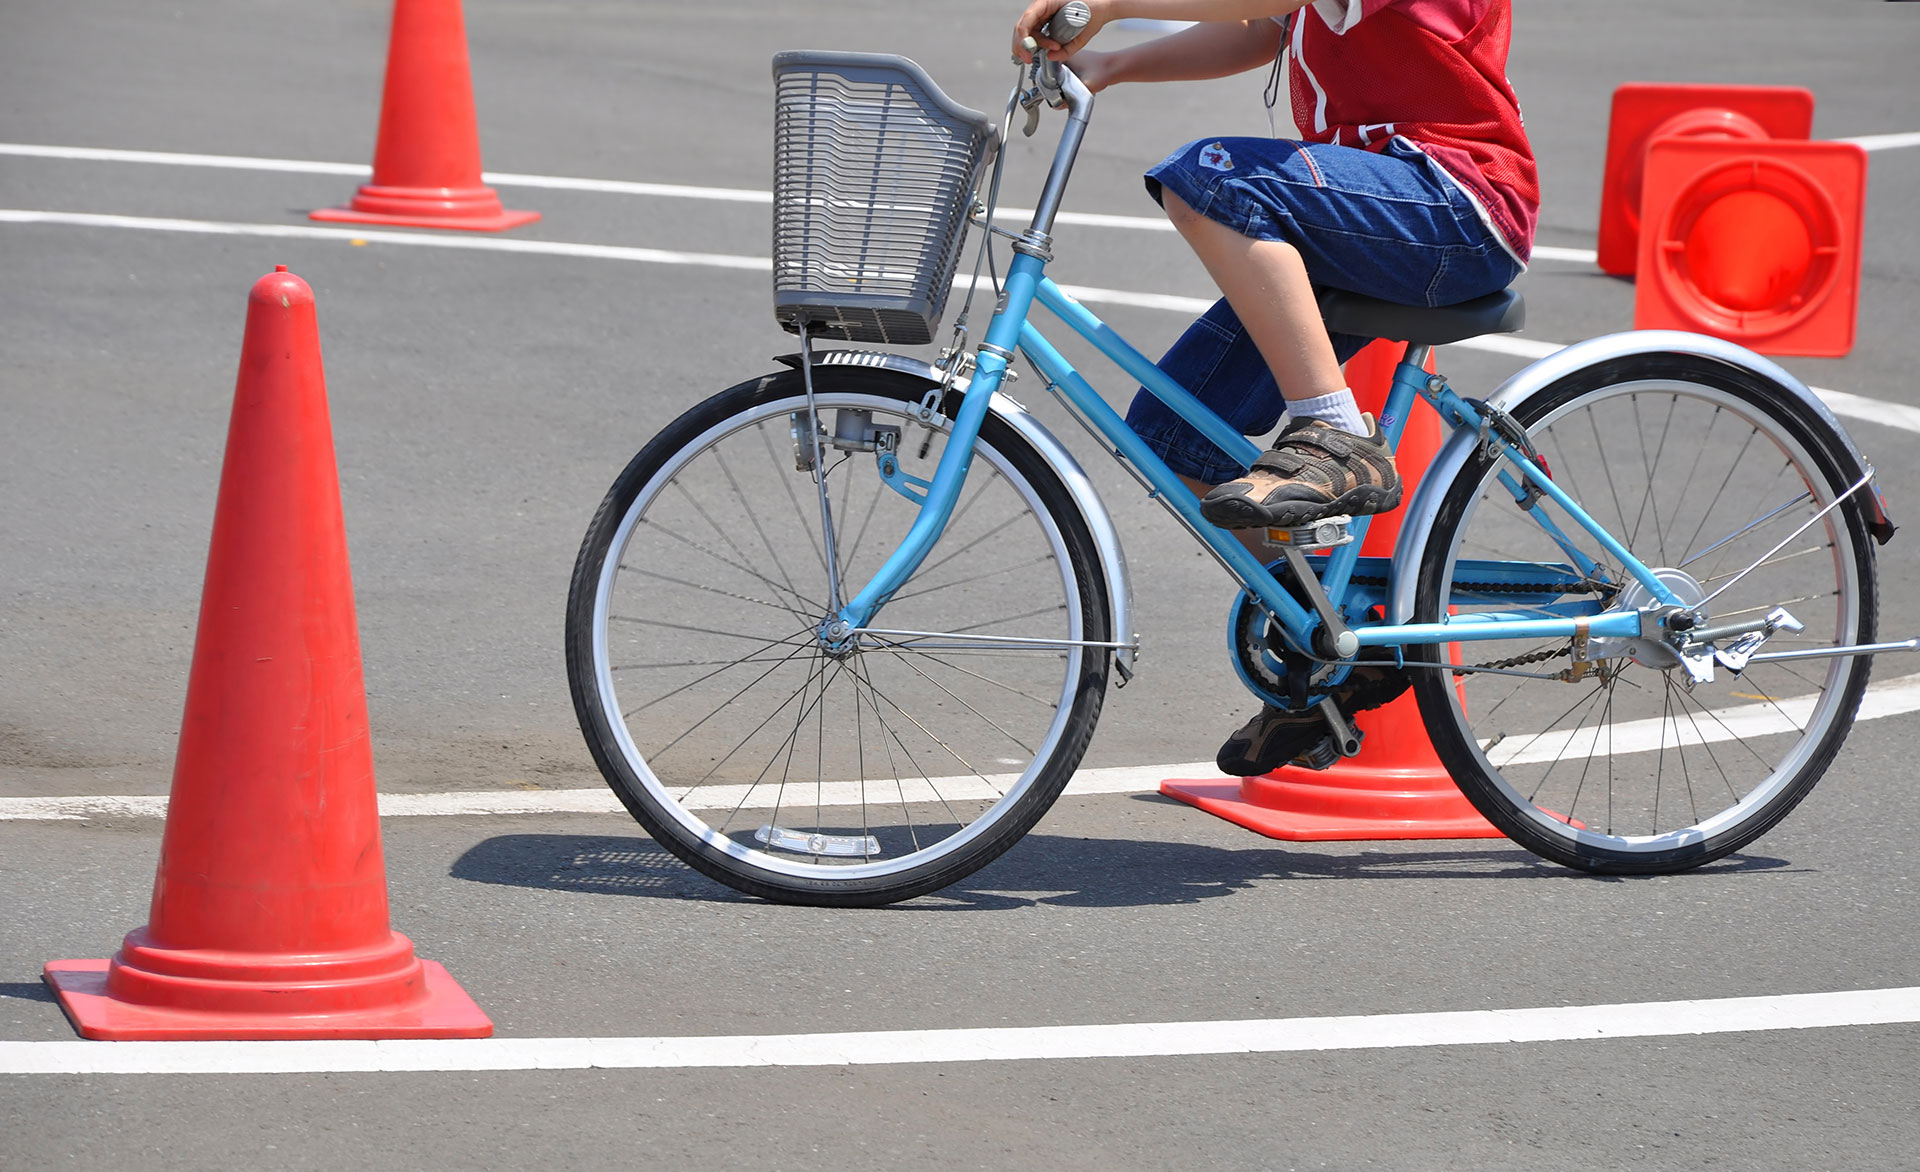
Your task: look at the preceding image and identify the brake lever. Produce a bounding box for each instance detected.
[1019,72,1044,136]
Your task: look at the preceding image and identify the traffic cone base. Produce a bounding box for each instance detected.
[43,956,492,1041]
[311,183,539,232]
[1161,691,1503,841]
[316,0,538,233]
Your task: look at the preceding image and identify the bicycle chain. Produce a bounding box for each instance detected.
[1453,644,1571,675]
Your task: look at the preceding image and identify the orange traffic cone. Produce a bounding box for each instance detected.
[1595,83,1813,277]
[1633,137,1867,357]
[1161,341,1502,840]
[312,0,538,231]
[43,267,493,1040]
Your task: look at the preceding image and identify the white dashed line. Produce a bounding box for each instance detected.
[3,986,1915,1074]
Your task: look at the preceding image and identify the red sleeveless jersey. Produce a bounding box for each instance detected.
[1287,0,1539,262]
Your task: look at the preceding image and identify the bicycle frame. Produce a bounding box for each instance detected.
[835,245,1688,660]
[830,57,1685,668]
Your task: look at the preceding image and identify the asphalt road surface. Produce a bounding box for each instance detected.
[3,2,1918,1168]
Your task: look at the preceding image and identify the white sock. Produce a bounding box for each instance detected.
[1285,388,1366,435]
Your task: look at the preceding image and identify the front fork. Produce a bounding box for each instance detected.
[826,253,1047,641]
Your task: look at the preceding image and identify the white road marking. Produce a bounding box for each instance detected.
[0,761,1209,822]
[1845,130,1920,152]
[10,671,1920,823]
[1488,671,1920,767]
[3,986,1915,1074]
[0,142,1603,259]
[1530,245,1597,263]
[5,206,1913,438]
[7,132,1916,255]
[0,208,773,269]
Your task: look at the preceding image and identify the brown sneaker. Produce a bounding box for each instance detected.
[1201,415,1401,530]
[1216,704,1327,776]
[1215,651,1413,776]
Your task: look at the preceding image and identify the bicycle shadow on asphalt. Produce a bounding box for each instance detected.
[448,819,1794,911]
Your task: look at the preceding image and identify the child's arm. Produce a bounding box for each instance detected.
[1014,1,1307,90]
[1075,19,1284,90]
[1015,0,1309,61]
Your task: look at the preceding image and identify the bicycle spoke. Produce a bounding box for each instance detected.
[853,655,925,852]
[879,645,1066,708]
[847,666,978,828]
[710,441,810,610]
[889,551,1058,603]
[620,623,819,720]
[620,565,815,621]
[756,420,835,583]
[638,517,820,617]
[658,645,824,779]
[871,644,1039,755]
[1679,425,1761,563]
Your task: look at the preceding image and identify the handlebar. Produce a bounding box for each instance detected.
[1043,1,1092,46]
[1006,2,1098,240]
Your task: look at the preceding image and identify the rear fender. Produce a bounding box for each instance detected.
[1386,330,1895,627]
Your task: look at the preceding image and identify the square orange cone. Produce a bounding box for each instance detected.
[1632,138,1867,357]
[43,267,493,1040]
[1596,83,1813,276]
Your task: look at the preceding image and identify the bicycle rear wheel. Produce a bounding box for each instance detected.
[1410,352,1878,874]
[566,366,1111,905]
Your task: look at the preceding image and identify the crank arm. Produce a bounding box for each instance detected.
[1277,543,1359,660]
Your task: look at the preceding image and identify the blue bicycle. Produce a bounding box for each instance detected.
[566,30,1900,905]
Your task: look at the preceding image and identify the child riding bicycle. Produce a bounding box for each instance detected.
[1012,0,1538,776]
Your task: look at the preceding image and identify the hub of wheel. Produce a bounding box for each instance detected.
[817,616,857,658]
[1587,566,1709,670]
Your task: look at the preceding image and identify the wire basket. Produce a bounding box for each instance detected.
[772,51,997,346]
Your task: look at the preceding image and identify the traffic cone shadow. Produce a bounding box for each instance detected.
[43,267,493,1040]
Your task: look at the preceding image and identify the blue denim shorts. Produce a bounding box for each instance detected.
[1129,136,1525,484]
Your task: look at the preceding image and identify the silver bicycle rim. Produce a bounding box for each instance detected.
[1431,378,1864,854]
[590,389,1086,882]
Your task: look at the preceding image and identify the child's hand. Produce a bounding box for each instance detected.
[1012,0,1109,63]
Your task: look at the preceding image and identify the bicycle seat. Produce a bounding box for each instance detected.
[1318,287,1525,345]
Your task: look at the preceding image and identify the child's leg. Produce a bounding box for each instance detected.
[1159,189,1347,413]
[1135,136,1525,773]
[1165,183,1402,530]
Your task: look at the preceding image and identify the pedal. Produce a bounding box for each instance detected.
[1289,735,1352,772]
[1289,700,1367,771]
[1266,515,1355,551]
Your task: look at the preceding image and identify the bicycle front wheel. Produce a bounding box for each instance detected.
[566,366,1111,905]
[1410,352,1878,874]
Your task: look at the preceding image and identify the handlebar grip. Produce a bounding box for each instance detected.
[1043,1,1092,45]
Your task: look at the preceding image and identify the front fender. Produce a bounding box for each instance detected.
[1385,330,1894,626]
[787,349,1140,681]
